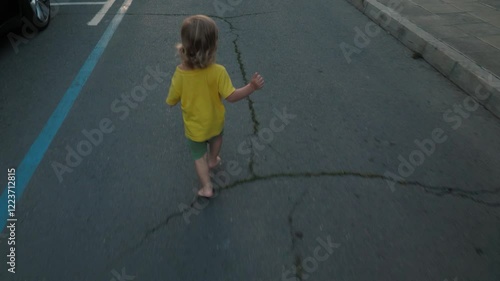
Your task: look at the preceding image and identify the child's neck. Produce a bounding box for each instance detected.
[179,63,193,71]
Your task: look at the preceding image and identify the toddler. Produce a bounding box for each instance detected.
[166,15,264,197]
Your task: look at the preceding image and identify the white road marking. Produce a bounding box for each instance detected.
[87,0,117,26]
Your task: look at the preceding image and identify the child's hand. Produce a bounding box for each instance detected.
[250,72,264,91]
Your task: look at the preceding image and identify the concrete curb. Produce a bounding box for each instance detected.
[347,0,500,118]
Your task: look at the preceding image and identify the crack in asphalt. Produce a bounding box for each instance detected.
[221,12,278,19]
[117,12,276,18]
[104,170,500,272]
[223,19,260,134]
[218,16,260,176]
[102,211,183,274]
[220,171,500,207]
[288,189,308,281]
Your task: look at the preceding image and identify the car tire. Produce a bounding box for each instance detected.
[22,0,51,30]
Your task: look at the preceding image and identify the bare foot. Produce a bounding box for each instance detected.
[208,156,222,169]
[197,184,214,198]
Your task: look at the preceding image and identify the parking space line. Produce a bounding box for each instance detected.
[51,2,107,5]
[88,0,117,26]
[0,0,134,231]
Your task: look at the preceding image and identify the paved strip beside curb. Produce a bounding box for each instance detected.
[347,0,500,118]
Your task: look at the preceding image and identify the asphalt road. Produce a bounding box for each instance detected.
[1,0,500,280]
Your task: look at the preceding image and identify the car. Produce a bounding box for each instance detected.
[0,0,51,35]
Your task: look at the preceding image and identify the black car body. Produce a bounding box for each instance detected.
[0,0,51,35]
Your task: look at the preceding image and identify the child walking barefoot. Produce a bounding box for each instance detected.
[166,15,264,198]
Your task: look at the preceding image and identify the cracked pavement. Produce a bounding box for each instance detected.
[1,0,500,280]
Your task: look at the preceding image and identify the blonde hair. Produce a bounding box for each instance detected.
[176,15,218,69]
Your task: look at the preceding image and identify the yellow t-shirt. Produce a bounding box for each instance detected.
[166,64,235,142]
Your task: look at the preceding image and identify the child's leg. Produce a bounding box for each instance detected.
[188,139,213,197]
[208,134,223,169]
[194,153,213,197]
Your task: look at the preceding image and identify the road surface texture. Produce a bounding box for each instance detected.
[0,0,499,280]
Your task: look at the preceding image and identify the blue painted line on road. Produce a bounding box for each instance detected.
[0,0,134,231]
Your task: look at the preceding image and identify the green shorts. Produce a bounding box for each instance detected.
[187,131,223,160]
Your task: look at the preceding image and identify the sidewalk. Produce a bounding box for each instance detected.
[347,0,500,118]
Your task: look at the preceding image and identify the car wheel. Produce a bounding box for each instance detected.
[22,0,51,30]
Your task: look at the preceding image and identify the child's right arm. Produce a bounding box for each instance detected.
[166,71,181,106]
[226,72,264,103]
